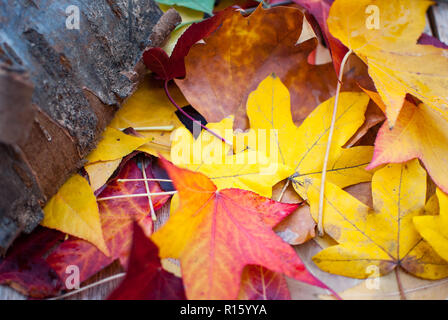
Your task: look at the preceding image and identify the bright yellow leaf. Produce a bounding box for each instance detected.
[170,115,291,198]
[42,174,109,255]
[245,74,373,200]
[109,77,185,159]
[85,158,122,192]
[328,0,448,125]
[86,127,148,164]
[414,189,448,262]
[307,160,448,280]
[365,89,448,194]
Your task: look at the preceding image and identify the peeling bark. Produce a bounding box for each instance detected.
[0,0,181,253]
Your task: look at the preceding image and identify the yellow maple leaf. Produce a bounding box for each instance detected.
[414,189,448,262]
[245,74,373,199]
[85,78,185,191]
[41,174,109,255]
[307,159,448,280]
[328,0,448,125]
[364,89,448,194]
[170,115,291,198]
[86,127,149,163]
[84,158,122,192]
[109,77,184,159]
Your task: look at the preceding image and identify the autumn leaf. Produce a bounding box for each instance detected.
[328,0,448,125]
[47,159,169,284]
[0,228,63,298]
[238,265,291,300]
[144,9,232,80]
[364,89,448,194]
[414,189,448,263]
[152,158,328,299]
[245,74,373,200]
[86,127,149,164]
[85,158,122,192]
[323,268,448,300]
[307,159,448,280]
[42,174,109,255]
[170,115,291,199]
[271,180,316,245]
[108,77,185,160]
[176,6,338,129]
[418,33,448,49]
[269,0,347,72]
[108,222,186,300]
[158,4,204,56]
[155,0,214,15]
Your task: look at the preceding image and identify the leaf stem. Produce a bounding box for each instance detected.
[317,49,353,236]
[276,179,290,202]
[141,158,157,221]
[163,80,233,146]
[117,178,172,182]
[48,273,126,300]
[97,191,177,201]
[119,125,174,131]
[395,268,407,300]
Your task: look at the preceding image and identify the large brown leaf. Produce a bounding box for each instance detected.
[175,6,338,129]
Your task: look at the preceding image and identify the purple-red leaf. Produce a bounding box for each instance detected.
[108,222,186,300]
[0,227,63,298]
[143,8,233,80]
[46,158,169,285]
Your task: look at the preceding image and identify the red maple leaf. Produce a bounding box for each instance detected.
[108,222,186,300]
[46,158,170,286]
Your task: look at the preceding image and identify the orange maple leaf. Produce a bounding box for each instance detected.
[152,157,329,299]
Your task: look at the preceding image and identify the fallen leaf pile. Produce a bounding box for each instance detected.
[2,0,448,300]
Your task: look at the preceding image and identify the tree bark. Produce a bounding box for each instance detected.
[0,0,180,253]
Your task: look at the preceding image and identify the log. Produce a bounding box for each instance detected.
[0,0,181,253]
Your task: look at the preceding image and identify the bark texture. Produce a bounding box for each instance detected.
[0,0,180,253]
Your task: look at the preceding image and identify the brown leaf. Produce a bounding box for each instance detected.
[272,180,316,245]
[176,6,338,129]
